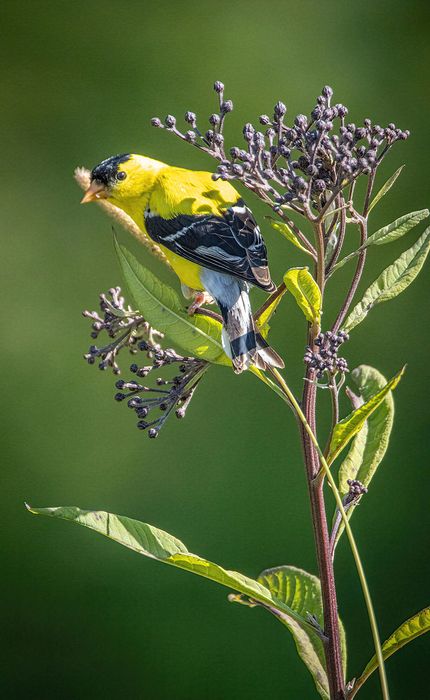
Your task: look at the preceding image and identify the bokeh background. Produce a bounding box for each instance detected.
[2,1,429,697]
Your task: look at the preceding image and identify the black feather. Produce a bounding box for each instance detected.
[144,199,274,291]
[91,153,131,186]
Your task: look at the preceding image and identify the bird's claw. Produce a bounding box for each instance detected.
[187,292,214,315]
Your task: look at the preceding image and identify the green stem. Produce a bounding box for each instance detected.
[270,367,390,700]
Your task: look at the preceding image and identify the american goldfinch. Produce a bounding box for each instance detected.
[82,153,283,373]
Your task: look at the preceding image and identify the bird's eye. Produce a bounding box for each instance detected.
[116,171,127,181]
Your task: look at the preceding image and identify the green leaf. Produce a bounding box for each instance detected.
[327,367,404,465]
[333,366,394,546]
[331,209,429,274]
[27,506,320,642]
[268,218,313,256]
[368,165,404,213]
[115,237,228,365]
[284,268,321,325]
[342,227,430,333]
[350,607,430,698]
[366,209,429,247]
[338,366,394,498]
[255,566,347,699]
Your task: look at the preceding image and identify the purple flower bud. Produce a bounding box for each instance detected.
[214,80,224,93]
[253,131,265,148]
[209,113,220,125]
[294,176,306,191]
[151,117,163,128]
[355,127,367,140]
[221,99,233,113]
[243,123,255,141]
[295,114,308,129]
[314,179,326,192]
[259,114,271,125]
[307,164,319,176]
[164,115,176,128]
[322,85,333,99]
[185,111,196,125]
[274,100,287,117]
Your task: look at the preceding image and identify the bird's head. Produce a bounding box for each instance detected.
[81,153,164,207]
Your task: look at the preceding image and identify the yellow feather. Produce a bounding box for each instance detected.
[159,247,204,290]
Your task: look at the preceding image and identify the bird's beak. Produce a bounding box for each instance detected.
[81,180,109,204]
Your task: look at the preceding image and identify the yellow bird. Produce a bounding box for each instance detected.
[82,153,283,373]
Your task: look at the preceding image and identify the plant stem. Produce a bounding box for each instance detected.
[326,199,347,276]
[301,372,346,699]
[332,216,367,332]
[270,368,390,700]
[315,221,326,296]
[253,282,286,322]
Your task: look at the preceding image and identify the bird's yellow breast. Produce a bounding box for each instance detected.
[158,246,204,290]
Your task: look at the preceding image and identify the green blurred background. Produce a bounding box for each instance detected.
[2,1,429,697]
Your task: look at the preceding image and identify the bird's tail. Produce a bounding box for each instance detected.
[216,280,284,374]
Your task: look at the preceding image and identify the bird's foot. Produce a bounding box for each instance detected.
[187,291,214,316]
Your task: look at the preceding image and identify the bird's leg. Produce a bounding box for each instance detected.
[187,291,214,315]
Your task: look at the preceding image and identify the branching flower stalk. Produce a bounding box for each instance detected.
[82,287,209,437]
[152,82,411,700]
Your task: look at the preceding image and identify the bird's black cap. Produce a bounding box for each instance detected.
[91,153,131,185]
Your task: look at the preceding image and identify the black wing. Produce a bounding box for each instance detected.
[144,199,275,291]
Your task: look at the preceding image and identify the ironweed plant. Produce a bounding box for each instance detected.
[29,84,430,700]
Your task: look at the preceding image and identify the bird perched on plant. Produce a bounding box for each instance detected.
[81,153,283,373]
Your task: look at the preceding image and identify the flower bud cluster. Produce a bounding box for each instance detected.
[153,82,409,214]
[343,479,368,508]
[304,330,349,378]
[83,287,207,437]
[83,287,163,374]
[114,342,207,438]
[151,80,232,161]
